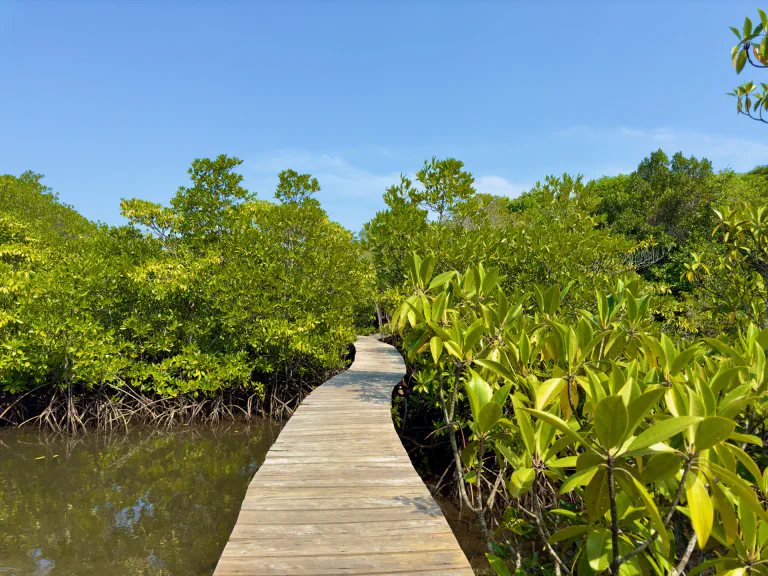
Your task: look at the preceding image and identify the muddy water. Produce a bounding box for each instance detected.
[0,422,281,576]
[0,420,492,576]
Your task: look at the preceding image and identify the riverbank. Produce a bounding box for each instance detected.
[0,344,357,433]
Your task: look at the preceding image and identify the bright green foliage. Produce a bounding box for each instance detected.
[392,250,768,575]
[121,154,252,251]
[275,168,321,204]
[409,157,476,223]
[588,151,720,246]
[499,174,634,310]
[684,202,768,327]
[729,8,768,124]
[548,150,768,336]
[0,160,369,429]
[363,160,634,330]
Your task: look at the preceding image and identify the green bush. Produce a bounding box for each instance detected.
[0,158,370,430]
[391,251,768,575]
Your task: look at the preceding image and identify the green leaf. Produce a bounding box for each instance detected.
[548,524,591,544]
[625,291,638,322]
[463,318,485,358]
[547,456,578,468]
[407,252,421,286]
[481,267,500,295]
[626,388,666,437]
[544,284,561,315]
[643,452,683,483]
[461,441,478,468]
[701,462,768,524]
[508,467,536,497]
[728,431,762,446]
[431,292,447,323]
[736,49,748,73]
[464,370,493,422]
[711,481,739,545]
[586,528,611,572]
[419,253,436,287]
[626,472,671,556]
[520,331,531,365]
[560,465,600,494]
[522,408,587,448]
[429,336,443,364]
[686,472,713,547]
[593,395,628,450]
[689,559,743,576]
[739,496,757,552]
[628,416,703,451]
[443,340,463,359]
[583,468,610,521]
[478,401,502,434]
[694,416,736,451]
[496,442,517,467]
[703,338,746,366]
[474,358,516,382]
[723,443,763,487]
[428,270,455,290]
[514,401,536,455]
[485,554,512,576]
[710,366,746,396]
[669,344,700,376]
[535,377,565,410]
[492,382,513,407]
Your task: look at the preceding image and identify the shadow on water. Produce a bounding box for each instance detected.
[0,421,281,576]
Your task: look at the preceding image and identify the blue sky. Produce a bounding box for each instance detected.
[2,0,766,232]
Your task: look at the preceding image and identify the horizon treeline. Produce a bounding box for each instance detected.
[0,151,766,432]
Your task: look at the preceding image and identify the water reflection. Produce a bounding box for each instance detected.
[0,421,281,575]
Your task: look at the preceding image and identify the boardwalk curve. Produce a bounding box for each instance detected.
[214,335,474,575]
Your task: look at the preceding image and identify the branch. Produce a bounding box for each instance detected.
[745,44,768,69]
[531,484,574,576]
[618,457,692,565]
[739,108,768,124]
[670,533,698,576]
[485,463,507,509]
[608,457,621,575]
[437,373,480,515]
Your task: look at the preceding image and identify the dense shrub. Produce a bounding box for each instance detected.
[392,252,768,575]
[0,158,370,430]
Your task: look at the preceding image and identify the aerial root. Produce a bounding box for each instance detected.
[0,364,347,432]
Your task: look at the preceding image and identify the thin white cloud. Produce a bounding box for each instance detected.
[619,127,677,142]
[556,125,768,172]
[584,166,636,180]
[244,149,399,200]
[475,175,530,198]
[246,150,532,202]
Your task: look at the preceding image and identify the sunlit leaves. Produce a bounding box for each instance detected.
[628,416,703,451]
[0,160,370,410]
[686,472,714,547]
[593,395,627,450]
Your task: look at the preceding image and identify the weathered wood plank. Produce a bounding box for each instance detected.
[214,336,473,575]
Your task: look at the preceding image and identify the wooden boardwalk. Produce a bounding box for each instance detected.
[214,335,474,575]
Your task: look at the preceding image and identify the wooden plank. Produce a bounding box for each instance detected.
[214,336,473,575]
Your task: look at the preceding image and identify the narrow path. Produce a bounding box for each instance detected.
[214,335,474,575]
